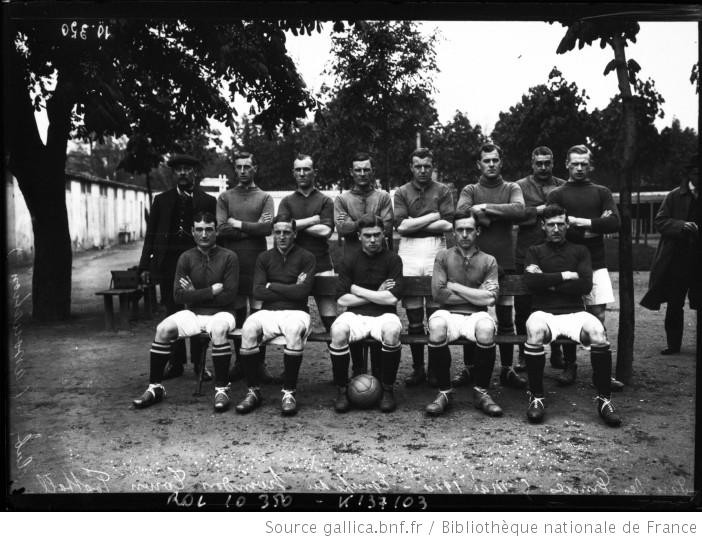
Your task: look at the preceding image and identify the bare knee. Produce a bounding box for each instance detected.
[427,316,447,343]
[209,321,230,343]
[330,321,351,347]
[380,321,401,346]
[474,318,495,344]
[155,320,178,342]
[582,320,607,346]
[241,321,262,348]
[525,316,549,344]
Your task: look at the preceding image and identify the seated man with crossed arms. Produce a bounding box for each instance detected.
[235,214,316,416]
[522,204,621,426]
[425,210,502,417]
[133,211,239,412]
[329,214,404,413]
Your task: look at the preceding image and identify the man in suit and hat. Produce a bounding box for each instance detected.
[139,153,217,379]
[641,154,700,354]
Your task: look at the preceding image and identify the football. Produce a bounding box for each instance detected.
[347,374,382,409]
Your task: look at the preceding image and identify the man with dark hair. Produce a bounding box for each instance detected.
[235,214,316,416]
[523,204,621,427]
[329,214,404,413]
[133,211,239,411]
[641,155,700,354]
[278,153,337,331]
[547,144,620,387]
[515,146,567,371]
[425,210,501,417]
[216,150,275,382]
[138,154,217,380]
[394,147,454,388]
[334,152,394,376]
[456,143,526,392]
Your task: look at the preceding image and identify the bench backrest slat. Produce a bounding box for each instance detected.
[310,274,529,297]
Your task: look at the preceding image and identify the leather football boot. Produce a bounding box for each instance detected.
[451,368,473,387]
[500,366,527,389]
[281,389,297,416]
[133,383,166,409]
[162,361,184,380]
[235,388,262,414]
[596,396,622,427]
[526,392,545,424]
[334,386,351,413]
[213,386,231,412]
[404,366,426,387]
[379,385,396,413]
[556,363,577,386]
[425,390,452,417]
[473,387,503,417]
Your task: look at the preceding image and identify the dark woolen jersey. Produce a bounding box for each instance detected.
[335,248,403,317]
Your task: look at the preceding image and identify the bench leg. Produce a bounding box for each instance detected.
[130,293,140,321]
[195,336,210,396]
[118,293,130,330]
[103,295,115,331]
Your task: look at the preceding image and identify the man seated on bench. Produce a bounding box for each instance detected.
[522,204,621,427]
[329,214,404,413]
[425,210,501,417]
[133,211,239,412]
[235,214,316,416]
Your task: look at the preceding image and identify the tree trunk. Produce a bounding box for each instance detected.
[611,36,637,384]
[7,48,75,321]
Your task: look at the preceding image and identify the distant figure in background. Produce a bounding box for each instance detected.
[216,151,275,383]
[335,152,394,376]
[138,154,216,380]
[515,146,566,371]
[641,156,700,354]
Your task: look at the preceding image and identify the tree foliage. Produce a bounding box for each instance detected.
[491,68,593,180]
[429,111,487,191]
[6,16,319,320]
[313,21,439,188]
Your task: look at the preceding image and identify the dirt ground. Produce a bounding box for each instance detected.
[6,241,698,504]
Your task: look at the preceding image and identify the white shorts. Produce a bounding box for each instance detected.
[428,310,495,343]
[529,310,603,344]
[315,270,336,277]
[333,311,402,344]
[243,309,311,346]
[398,236,446,276]
[583,268,615,306]
[164,310,236,338]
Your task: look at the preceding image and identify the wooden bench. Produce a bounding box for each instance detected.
[96,270,155,331]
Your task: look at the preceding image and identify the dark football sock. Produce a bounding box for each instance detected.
[563,342,577,364]
[524,343,546,396]
[406,307,426,369]
[380,343,402,386]
[149,341,172,382]
[428,342,451,390]
[329,344,350,387]
[473,342,496,389]
[370,343,382,379]
[283,348,303,390]
[211,342,232,387]
[240,346,261,387]
[590,344,612,398]
[349,342,367,374]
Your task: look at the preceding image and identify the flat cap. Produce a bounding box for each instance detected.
[166,154,201,168]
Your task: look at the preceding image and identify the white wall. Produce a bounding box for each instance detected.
[7,174,150,266]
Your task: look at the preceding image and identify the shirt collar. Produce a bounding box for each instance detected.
[410,179,431,191]
[295,187,318,198]
[177,186,193,198]
[351,185,375,196]
[455,244,479,260]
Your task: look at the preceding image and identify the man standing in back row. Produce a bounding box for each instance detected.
[335,152,394,376]
[456,143,526,392]
[515,146,566,371]
[139,154,217,380]
[393,147,455,388]
[216,151,275,382]
[547,144,621,387]
[278,153,337,331]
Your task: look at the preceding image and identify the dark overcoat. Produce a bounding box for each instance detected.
[138,187,217,275]
[640,181,699,310]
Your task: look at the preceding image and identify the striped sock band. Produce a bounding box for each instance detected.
[211,342,232,387]
[329,344,350,356]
